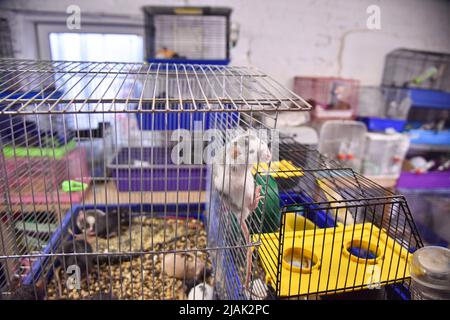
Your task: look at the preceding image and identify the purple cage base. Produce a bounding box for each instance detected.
[109,147,207,192]
[397,171,450,190]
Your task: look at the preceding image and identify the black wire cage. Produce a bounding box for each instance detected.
[209,136,423,300]
[382,49,450,92]
[142,6,232,64]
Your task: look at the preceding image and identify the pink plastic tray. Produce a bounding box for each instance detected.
[1,147,91,204]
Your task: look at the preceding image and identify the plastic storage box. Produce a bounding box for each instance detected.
[293,77,359,119]
[318,120,367,172]
[362,132,410,178]
[108,147,207,192]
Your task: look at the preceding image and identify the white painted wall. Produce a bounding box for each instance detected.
[1,0,450,87]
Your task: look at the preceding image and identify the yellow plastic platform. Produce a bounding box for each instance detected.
[252,160,304,178]
[256,223,412,297]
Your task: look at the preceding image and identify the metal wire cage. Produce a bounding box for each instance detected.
[0,59,421,300]
[382,49,450,92]
[358,86,412,120]
[293,76,359,120]
[143,6,232,64]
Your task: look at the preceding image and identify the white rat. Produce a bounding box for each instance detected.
[212,131,272,287]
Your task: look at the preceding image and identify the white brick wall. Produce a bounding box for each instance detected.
[2,0,450,87]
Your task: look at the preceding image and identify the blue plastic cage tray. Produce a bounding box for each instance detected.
[359,117,406,133]
[409,129,450,145]
[136,107,239,131]
[22,203,206,286]
[410,89,450,109]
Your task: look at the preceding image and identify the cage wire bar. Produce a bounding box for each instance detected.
[0,58,421,300]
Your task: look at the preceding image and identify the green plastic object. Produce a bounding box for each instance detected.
[253,174,281,234]
[2,139,77,160]
[228,174,281,236]
[62,180,89,192]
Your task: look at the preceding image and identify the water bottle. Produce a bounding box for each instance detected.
[410,246,450,300]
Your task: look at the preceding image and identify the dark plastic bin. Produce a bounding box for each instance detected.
[108,147,207,191]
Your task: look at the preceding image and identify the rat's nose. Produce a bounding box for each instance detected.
[264,149,272,162]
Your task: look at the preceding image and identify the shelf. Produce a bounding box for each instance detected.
[409,129,450,148]
[409,143,450,153]
[83,181,206,205]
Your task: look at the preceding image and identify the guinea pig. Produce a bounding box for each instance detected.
[161,252,206,281]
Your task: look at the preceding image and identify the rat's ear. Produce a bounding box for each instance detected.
[75,211,86,233]
[76,211,85,223]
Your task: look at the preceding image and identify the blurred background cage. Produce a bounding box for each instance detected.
[0,58,423,300]
[0,17,13,58]
[143,6,232,64]
[382,49,450,92]
[357,86,412,133]
[293,76,359,120]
